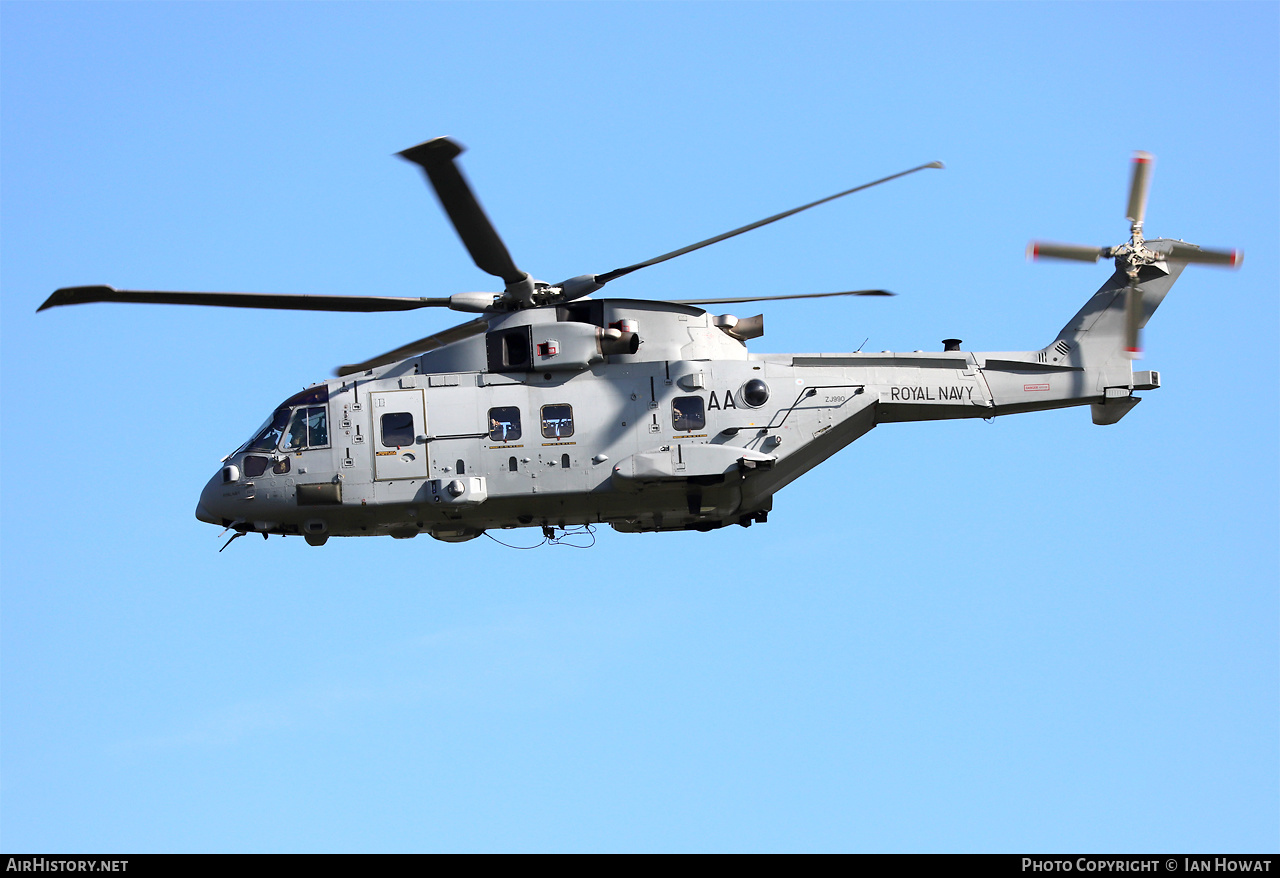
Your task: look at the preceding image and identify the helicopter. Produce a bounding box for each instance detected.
[38,140,1240,546]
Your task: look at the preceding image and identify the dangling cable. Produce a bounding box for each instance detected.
[482,523,597,549]
[548,524,597,549]
[483,530,549,550]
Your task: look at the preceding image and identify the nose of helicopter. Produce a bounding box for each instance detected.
[195,471,225,526]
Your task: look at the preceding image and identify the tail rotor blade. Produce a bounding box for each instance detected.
[1126,151,1154,227]
[1166,243,1243,268]
[1124,282,1144,359]
[1027,242,1109,263]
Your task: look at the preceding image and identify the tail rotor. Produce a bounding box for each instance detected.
[1028,151,1242,358]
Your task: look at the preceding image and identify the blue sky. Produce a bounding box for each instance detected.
[2,1,1276,853]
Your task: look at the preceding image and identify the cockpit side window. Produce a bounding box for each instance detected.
[244,409,290,453]
[238,385,330,455]
[284,405,330,451]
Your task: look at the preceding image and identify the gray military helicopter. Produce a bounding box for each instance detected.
[39,141,1240,546]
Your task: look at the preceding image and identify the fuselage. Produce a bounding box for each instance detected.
[197,270,1168,545]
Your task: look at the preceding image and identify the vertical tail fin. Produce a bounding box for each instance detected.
[1052,242,1188,371]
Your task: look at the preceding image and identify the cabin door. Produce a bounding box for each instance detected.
[371,390,429,481]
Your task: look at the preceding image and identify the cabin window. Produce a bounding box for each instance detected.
[284,405,330,450]
[541,404,574,439]
[456,459,466,475]
[508,456,518,473]
[272,457,291,475]
[380,411,415,448]
[488,406,522,442]
[561,453,570,468]
[672,396,705,431]
[243,455,269,478]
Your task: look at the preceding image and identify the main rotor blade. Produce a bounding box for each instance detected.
[38,285,455,313]
[670,289,893,306]
[335,317,489,376]
[1026,242,1109,263]
[1126,151,1154,226]
[591,161,944,287]
[398,137,527,287]
[1165,243,1243,268]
